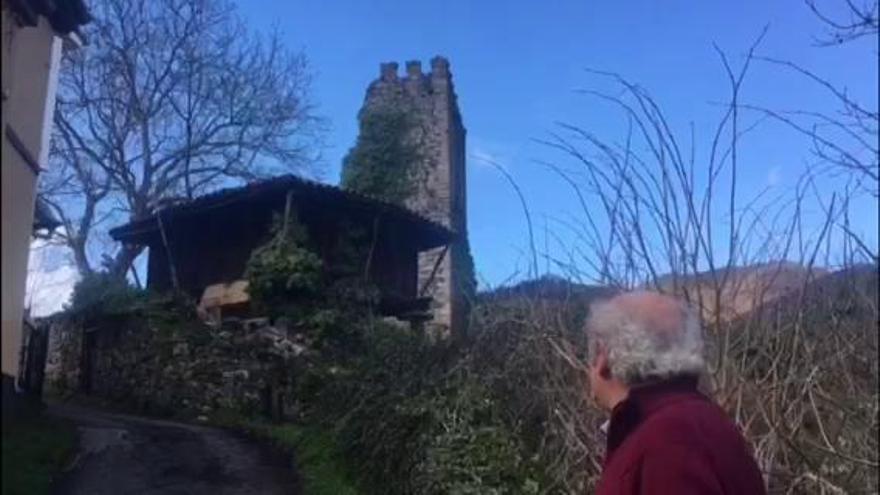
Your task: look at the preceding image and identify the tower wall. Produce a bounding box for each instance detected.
[360,57,468,338]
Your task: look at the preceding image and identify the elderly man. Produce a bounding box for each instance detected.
[586,291,765,494]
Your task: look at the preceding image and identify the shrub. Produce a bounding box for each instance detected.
[245,214,323,317]
[464,291,608,493]
[411,375,543,495]
[304,322,547,494]
[65,271,145,320]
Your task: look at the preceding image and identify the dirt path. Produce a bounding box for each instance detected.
[47,402,300,495]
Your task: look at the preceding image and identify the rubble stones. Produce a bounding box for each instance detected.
[46,314,307,417]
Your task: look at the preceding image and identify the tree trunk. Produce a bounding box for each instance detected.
[109,244,144,280]
[71,237,93,276]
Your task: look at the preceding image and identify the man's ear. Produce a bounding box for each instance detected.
[596,347,612,379]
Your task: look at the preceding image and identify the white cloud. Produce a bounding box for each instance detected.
[470,137,515,172]
[26,241,79,317]
[471,147,498,165]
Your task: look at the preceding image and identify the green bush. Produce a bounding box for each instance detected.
[413,376,542,495]
[264,424,358,495]
[245,215,323,317]
[65,271,145,320]
[304,323,547,494]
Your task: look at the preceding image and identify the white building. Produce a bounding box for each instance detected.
[2,0,89,411]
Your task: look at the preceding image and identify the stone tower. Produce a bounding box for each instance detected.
[359,56,469,338]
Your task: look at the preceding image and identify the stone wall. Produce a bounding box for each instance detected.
[45,314,307,419]
[45,317,82,394]
[360,56,470,339]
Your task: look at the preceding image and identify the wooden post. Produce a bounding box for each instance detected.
[282,190,294,239]
[419,244,449,297]
[363,216,381,281]
[156,209,180,291]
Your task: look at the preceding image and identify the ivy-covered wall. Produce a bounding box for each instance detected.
[346,58,475,339]
[340,101,422,206]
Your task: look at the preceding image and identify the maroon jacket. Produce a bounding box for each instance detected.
[595,375,766,495]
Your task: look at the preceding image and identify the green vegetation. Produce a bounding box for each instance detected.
[340,99,477,307]
[57,159,543,494]
[340,103,422,205]
[321,325,545,494]
[235,201,551,494]
[453,242,478,313]
[2,414,77,495]
[245,212,323,318]
[244,214,378,353]
[206,410,357,495]
[261,424,358,495]
[65,271,146,320]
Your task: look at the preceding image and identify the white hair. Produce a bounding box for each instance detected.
[586,297,705,385]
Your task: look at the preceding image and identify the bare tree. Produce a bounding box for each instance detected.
[747,55,878,204]
[805,0,878,45]
[41,0,323,277]
[740,1,879,265]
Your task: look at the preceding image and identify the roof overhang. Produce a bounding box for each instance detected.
[109,175,455,251]
[7,0,91,36]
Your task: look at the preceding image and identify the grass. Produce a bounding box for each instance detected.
[2,412,77,495]
[260,423,359,495]
[207,410,358,495]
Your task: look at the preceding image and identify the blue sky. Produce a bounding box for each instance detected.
[229,0,877,287]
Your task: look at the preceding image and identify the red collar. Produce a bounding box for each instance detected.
[604,375,704,463]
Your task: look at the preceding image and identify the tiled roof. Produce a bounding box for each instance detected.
[109,174,454,249]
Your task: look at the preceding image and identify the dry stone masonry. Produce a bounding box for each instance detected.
[45,314,308,419]
[360,56,469,338]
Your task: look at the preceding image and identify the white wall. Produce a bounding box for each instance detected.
[1,12,64,376]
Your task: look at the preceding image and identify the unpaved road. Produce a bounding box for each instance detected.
[48,402,300,495]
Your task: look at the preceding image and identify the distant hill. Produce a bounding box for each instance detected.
[474,263,876,331]
[478,265,826,322]
[475,276,619,340]
[655,262,831,323]
[479,275,618,304]
[746,263,878,322]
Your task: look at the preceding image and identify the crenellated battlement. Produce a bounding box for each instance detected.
[373,56,454,97]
